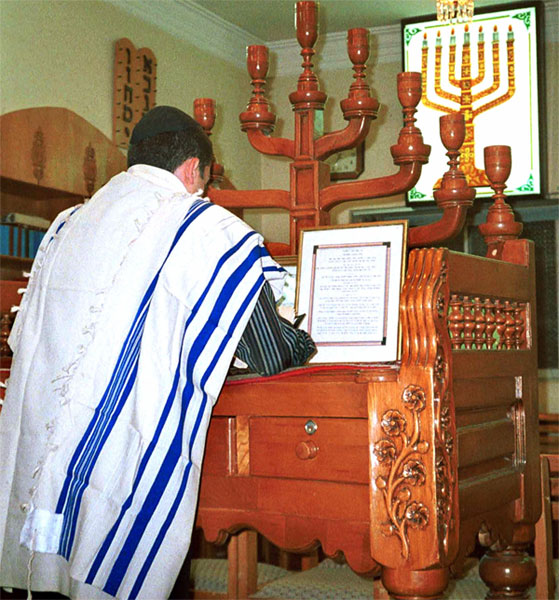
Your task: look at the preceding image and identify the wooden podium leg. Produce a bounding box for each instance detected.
[227,530,258,599]
[479,542,537,598]
[381,566,449,599]
[301,549,319,571]
[535,456,556,600]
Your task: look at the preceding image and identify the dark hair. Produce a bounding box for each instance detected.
[127,127,213,175]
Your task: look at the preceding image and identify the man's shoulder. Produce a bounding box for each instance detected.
[200,201,256,237]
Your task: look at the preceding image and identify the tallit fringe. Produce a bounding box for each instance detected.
[26,532,36,599]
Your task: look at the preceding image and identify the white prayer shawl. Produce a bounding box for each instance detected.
[0,165,284,599]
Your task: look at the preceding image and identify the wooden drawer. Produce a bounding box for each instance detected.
[249,417,369,484]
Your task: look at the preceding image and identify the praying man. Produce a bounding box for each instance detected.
[0,106,315,600]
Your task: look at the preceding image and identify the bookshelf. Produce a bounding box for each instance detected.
[0,107,126,359]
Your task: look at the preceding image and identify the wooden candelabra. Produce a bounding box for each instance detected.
[196,0,484,254]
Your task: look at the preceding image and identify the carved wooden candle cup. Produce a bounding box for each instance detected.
[484,145,511,194]
[390,72,430,165]
[439,111,465,154]
[246,45,269,81]
[193,98,216,135]
[341,27,378,118]
[241,45,276,131]
[397,72,422,113]
[347,28,369,66]
[295,1,318,49]
[479,145,522,258]
[433,112,475,208]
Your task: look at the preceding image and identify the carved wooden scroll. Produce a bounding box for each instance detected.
[113,38,157,149]
[31,127,46,185]
[82,143,97,197]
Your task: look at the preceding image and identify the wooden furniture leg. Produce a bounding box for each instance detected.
[479,525,537,599]
[300,550,319,571]
[381,566,449,599]
[373,576,391,600]
[535,456,556,600]
[227,530,258,599]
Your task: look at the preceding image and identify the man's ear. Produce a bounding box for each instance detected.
[174,157,200,191]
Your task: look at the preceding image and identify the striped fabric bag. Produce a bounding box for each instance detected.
[0,165,285,599]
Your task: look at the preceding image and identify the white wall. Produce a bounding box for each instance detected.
[0,0,260,190]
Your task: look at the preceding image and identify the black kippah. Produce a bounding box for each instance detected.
[130,106,202,145]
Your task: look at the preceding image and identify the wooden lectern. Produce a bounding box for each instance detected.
[194,3,541,598]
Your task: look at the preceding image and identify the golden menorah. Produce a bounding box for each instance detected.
[421,23,516,188]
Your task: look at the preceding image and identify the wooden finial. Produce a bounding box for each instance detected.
[390,72,431,166]
[478,145,522,259]
[288,1,326,109]
[239,45,276,132]
[433,112,475,210]
[193,98,225,186]
[340,28,379,120]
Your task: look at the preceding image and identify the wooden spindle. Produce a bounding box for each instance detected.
[291,1,322,98]
[495,299,506,349]
[504,301,516,350]
[462,296,475,350]
[484,299,496,349]
[448,294,464,349]
[390,72,431,169]
[473,297,486,349]
[514,304,525,350]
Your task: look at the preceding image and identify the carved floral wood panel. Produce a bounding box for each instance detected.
[368,248,458,569]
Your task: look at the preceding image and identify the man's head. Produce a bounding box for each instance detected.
[127,106,213,193]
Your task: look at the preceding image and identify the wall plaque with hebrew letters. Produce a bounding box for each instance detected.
[113,38,157,149]
[296,221,407,364]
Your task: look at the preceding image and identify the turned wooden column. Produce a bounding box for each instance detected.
[479,524,537,598]
[382,566,450,600]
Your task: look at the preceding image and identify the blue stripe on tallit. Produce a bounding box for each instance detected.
[102,245,264,596]
[127,274,265,600]
[55,199,212,558]
[85,232,261,586]
[58,303,149,557]
[47,205,82,247]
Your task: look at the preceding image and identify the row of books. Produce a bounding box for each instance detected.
[1,213,50,259]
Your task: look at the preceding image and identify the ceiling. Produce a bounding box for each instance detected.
[187,0,520,42]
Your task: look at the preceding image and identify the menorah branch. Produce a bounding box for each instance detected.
[245,129,295,159]
[315,117,370,161]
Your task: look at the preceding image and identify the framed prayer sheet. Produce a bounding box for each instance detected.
[401,2,545,205]
[296,221,407,364]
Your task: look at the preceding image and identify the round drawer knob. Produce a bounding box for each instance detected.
[304,419,318,435]
[295,440,318,460]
